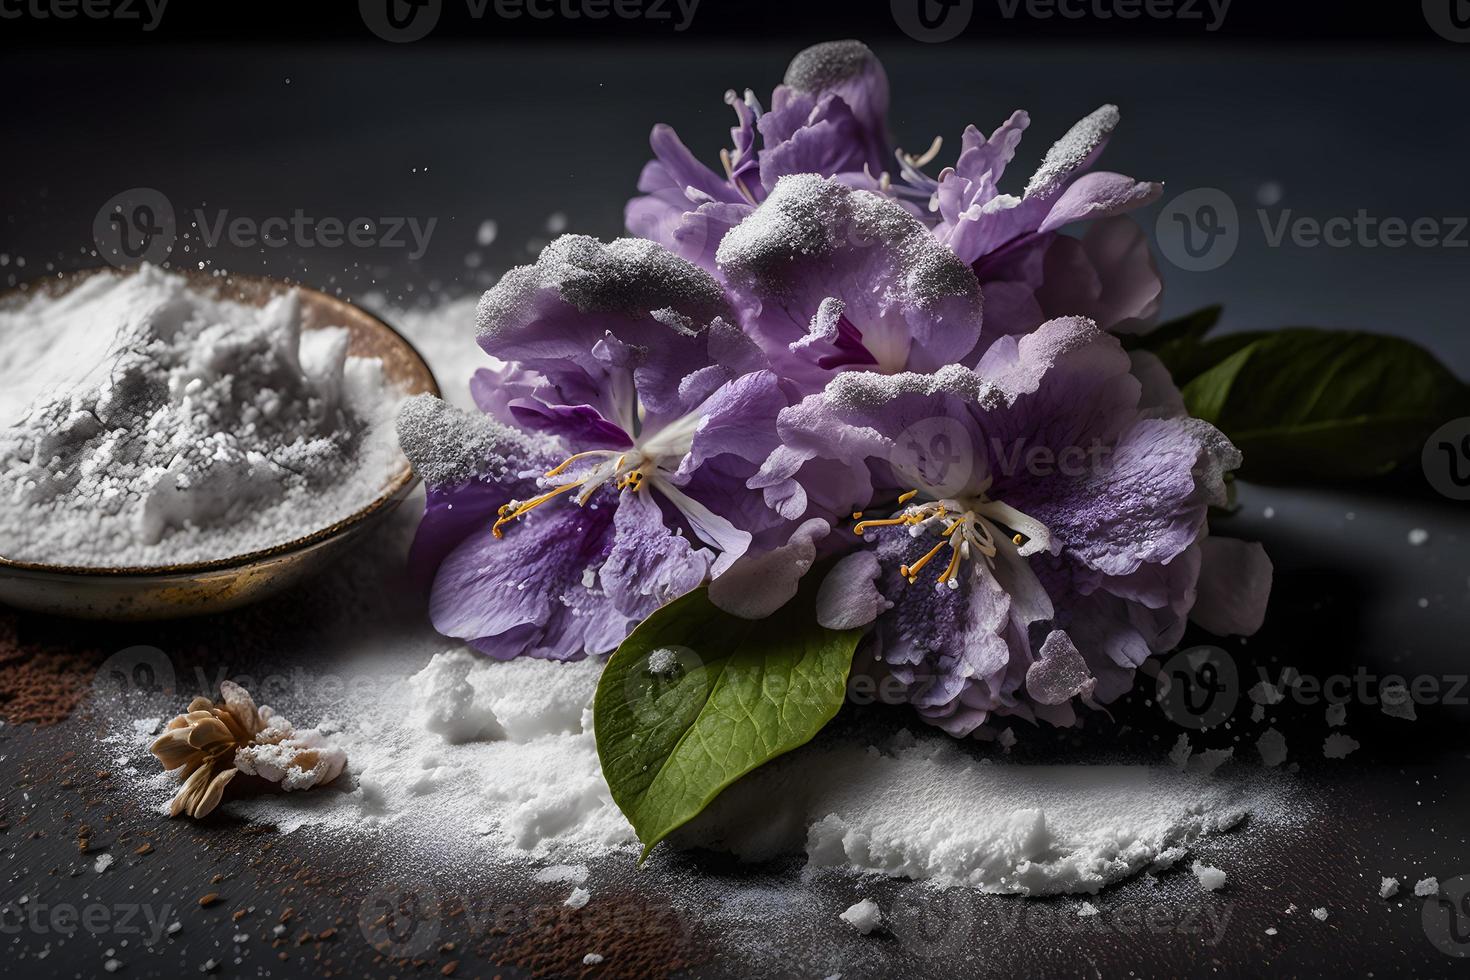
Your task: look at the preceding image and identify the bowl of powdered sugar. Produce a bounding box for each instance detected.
[0,265,437,619]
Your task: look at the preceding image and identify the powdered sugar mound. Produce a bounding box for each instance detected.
[0,266,407,566]
[396,393,553,491]
[681,734,1254,896]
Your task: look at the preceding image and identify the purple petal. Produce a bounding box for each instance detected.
[1190,536,1273,636]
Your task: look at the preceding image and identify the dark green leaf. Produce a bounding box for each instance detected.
[593,576,861,859]
[1180,328,1469,481]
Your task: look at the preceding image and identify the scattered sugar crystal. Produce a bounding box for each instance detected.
[646,648,678,676]
[94,854,114,873]
[1191,862,1227,892]
[1407,528,1429,546]
[582,953,604,965]
[1265,927,1277,935]
[1311,907,1328,921]
[1323,734,1360,759]
[1256,728,1288,768]
[1077,902,1099,917]
[1380,877,1400,899]
[564,887,591,909]
[1415,877,1439,897]
[1380,684,1417,721]
[839,899,882,935]
[1325,703,1347,727]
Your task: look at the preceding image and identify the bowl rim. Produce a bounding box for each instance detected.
[0,266,439,579]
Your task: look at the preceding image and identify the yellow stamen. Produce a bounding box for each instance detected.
[1013,533,1024,546]
[544,450,611,479]
[936,539,965,586]
[491,481,584,538]
[852,511,864,520]
[903,538,949,583]
[897,489,919,504]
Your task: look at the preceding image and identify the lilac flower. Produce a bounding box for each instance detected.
[625,39,891,270]
[909,106,1166,336]
[783,316,1271,736]
[396,236,803,661]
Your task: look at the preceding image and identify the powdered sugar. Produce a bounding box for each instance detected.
[0,266,407,567]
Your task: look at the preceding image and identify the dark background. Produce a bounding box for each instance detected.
[3,2,1470,978]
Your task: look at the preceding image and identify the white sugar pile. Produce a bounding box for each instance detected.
[114,646,1288,897]
[0,266,407,566]
[363,295,483,411]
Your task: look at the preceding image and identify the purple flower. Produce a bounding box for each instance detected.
[397,236,803,661]
[781,316,1271,736]
[910,106,1166,336]
[625,39,891,270]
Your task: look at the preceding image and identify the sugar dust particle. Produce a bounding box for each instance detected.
[564,887,591,909]
[1263,507,1275,519]
[1077,902,1099,917]
[582,953,604,965]
[1414,877,1439,897]
[839,898,882,934]
[1311,907,1328,921]
[476,220,499,247]
[1407,528,1429,546]
[1191,862,1227,892]
[1323,733,1359,759]
[546,212,569,234]
[1379,877,1400,898]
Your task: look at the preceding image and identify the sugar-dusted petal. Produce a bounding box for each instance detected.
[476,235,740,430]
[779,39,890,172]
[717,175,984,387]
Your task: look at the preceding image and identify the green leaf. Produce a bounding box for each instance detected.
[593,576,862,860]
[1179,328,1469,481]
